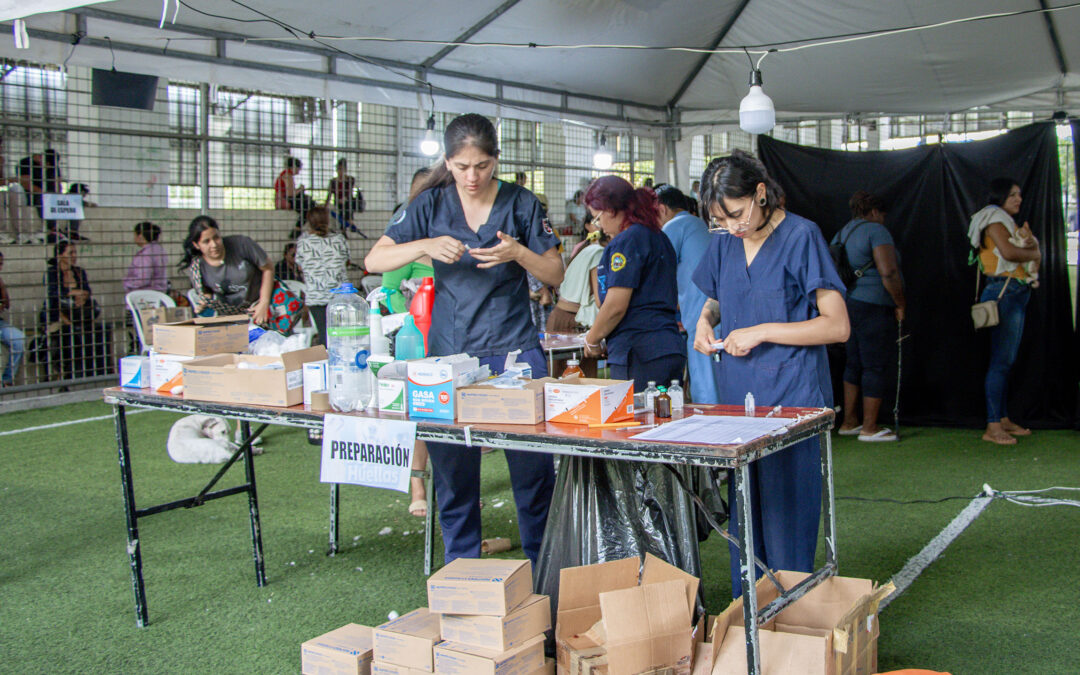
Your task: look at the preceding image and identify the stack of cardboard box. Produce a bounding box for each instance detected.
[147,315,249,395]
[427,558,552,675]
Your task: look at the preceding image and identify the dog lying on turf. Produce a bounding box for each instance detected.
[167,415,260,464]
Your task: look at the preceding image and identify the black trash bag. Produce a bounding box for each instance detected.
[534,456,714,620]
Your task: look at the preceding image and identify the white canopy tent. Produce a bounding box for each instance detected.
[3,0,1078,183]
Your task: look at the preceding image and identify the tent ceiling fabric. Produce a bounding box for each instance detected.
[5,0,1080,123]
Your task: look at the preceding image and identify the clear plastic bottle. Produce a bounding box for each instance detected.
[654,386,672,418]
[326,283,373,411]
[668,380,684,411]
[562,357,583,378]
[643,381,659,410]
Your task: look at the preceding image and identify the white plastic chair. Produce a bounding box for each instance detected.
[360,275,383,296]
[125,290,176,354]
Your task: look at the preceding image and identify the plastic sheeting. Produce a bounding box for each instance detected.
[534,456,727,618]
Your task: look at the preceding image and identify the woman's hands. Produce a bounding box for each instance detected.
[470,231,525,269]
[583,331,605,358]
[693,317,719,355]
[720,326,767,357]
[424,236,468,264]
[249,300,270,325]
[69,288,90,307]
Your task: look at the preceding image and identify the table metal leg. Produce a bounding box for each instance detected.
[424,471,436,575]
[735,462,761,675]
[114,403,149,628]
[821,431,838,569]
[240,421,267,587]
[328,484,340,556]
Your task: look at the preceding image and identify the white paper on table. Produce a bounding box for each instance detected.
[630,414,791,444]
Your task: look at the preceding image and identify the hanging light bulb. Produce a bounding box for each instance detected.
[739,69,775,135]
[593,133,613,170]
[420,114,440,156]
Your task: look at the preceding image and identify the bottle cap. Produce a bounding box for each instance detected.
[567,358,579,366]
[330,282,357,294]
[671,379,679,385]
[647,381,656,386]
[658,386,667,393]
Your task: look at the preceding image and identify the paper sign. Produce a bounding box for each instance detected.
[42,193,84,220]
[320,414,416,493]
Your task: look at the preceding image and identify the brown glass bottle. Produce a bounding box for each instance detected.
[654,386,672,418]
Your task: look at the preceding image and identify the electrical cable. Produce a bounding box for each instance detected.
[839,485,1080,508]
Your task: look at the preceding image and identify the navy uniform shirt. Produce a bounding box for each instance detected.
[596,223,685,365]
[384,181,559,357]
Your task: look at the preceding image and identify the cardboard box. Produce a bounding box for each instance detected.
[407,355,482,420]
[710,571,892,675]
[120,356,150,388]
[690,642,711,675]
[600,579,693,675]
[427,558,533,617]
[152,314,250,357]
[304,360,329,406]
[434,634,545,675]
[182,346,328,407]
[532,659,555,675]
[301,623,374,675]
[555,555,699,675]
[371,663,431,675]
[544,378,634,425]
[137,306,191,347]
[373,608,442,671]
[150,351,194,393]
[456,378,552,425]
[439,594,550,652]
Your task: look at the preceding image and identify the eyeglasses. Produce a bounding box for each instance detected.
[708,198,754,234]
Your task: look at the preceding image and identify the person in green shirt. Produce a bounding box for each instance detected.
[380,259,434,313]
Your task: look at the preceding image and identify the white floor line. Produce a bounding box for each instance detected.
[0,409,151,437]
[881,493,994,610]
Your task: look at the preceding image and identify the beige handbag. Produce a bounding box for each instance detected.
[971,268,1010,330]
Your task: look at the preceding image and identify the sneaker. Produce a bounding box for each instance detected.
[18,232,46,245]
[0,234,14,245]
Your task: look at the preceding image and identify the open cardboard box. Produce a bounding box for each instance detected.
[182,346,327,407]
[137,305,191,348]
[710,571,892,675]
[152,314,250,357]
[556,554,700,675]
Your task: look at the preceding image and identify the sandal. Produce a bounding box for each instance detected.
[982,431,1017,446]
[837,425,862,436]
[858,428,898,442]
[408,499,427,517]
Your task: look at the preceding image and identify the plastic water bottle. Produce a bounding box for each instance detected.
[326,283,373,411]
[410,276,434,354]
[643,381,659,410]
[394,314,426,360]
[668,380,684,411]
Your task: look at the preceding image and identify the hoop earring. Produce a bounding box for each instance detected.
[758,196,767,207]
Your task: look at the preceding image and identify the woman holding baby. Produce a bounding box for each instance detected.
[966,177,1041,446]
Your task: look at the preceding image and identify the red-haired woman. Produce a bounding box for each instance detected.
[534,176,699,602]
[582,175,686,387]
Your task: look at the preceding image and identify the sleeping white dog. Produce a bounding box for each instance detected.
[167,415,259,464]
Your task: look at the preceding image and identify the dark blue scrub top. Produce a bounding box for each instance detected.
[384,181,560,357]
[596,223,685,366]
[691,212,845,407]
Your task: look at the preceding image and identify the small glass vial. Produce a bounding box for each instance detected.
[744,391,756,417]
[654,386,672,418]
[643,381,659,410]
[562,357,583,378]
[668,380,684,411]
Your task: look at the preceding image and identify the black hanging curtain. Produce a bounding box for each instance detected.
[1073,118,1080,430]
[758,122,1078,428]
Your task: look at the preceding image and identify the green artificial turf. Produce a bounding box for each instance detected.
[1,402,1077,673]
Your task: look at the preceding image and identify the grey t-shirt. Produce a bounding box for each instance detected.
[831,218,900,307]
[196,235,269,307]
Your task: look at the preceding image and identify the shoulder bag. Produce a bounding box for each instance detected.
[971,267,1010,330]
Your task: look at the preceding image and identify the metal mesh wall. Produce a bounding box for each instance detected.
[0,59,657,397]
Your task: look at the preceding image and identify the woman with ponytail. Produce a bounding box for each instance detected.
[365,113,563,566]
[691,150,849,596]
[534,175,701,601]
[179,215,274,323]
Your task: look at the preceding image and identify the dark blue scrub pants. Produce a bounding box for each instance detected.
[610,347,686,391]
[426,347,554,564]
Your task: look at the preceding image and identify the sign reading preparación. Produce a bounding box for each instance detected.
[319,414,416,493]
[42,193,84,220]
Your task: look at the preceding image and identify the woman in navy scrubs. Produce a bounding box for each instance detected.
[364,114,564,565]
[582,176,686,387]
[691,151,849,595]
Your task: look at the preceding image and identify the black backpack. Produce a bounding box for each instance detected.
[829,220,875,290]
